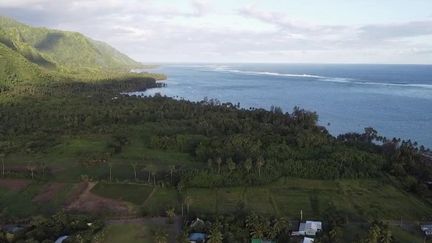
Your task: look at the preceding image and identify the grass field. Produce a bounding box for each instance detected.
[91,183,154,205]
[3,125,201,182]
[101,224,154,243]
[0,180,76,217]
[90,177,432,221]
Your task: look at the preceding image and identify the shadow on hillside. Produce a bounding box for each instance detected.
[35,32,64,51]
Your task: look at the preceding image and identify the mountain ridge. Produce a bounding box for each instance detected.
[0,16,142,76]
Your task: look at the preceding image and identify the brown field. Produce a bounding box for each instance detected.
[0,178,31,191]
[32,182,66,203]
[66,182,131,216]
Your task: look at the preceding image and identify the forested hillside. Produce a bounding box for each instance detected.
[0,42,54,92]
[0,16,142,74]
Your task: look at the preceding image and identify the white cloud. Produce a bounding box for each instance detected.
[0,0,431,63]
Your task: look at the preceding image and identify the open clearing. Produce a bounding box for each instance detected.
[91,177,432,221]
[102,217,182,243]
[66,182,131,216]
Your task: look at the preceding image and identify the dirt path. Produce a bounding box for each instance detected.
[66,182,131,216]
[142,187,157,206]
[32,182,65,203]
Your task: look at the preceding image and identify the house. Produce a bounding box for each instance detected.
[190,218,205,229]
[292,221,322,236]
[55,235,69,243]
[421,224,432,236]
[303,237,314,243]
[189,232,207,243]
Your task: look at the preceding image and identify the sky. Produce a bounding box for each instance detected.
[1,0,432,64]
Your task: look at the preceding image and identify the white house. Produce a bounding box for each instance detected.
[303,237,314,243]
[292,221,322,236]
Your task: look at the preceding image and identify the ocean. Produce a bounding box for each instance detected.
[131,64,432,148]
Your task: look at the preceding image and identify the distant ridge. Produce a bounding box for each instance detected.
[0,16,142,74]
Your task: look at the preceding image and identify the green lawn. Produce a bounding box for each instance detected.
[90,177,432,221]
[91,183,154,205]
[101,224,154,243]
[3,128,201,182]
[143,187,179,216]
[168,178,432,221]
[0,181,75,217]
[389,226,427,243]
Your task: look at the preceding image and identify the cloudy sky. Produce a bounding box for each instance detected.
[1,0,432,63]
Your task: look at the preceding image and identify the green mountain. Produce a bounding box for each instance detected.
[0,42,52,91]
[0,16,142,74]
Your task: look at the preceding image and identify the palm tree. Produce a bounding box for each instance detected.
[244,158,252,174]
[329,226,342,242]
[269,217,288,239]
[152,170,156,186]
[227,158,236,174]
[130,161,138,181]
[256,157,265,177]
[145,164,156,184]
[153,228,168,243]
[208,223,223,243]
[207,158,213,171]
[366,224,381,243]
[0,153,5,177]
[176,183,185,216]
[39,161,47,177]
[184,195,193,215]
[166,208,176,224]
[380,225,392,243]
[169,165,176,183]
[216,157,222,174]
[27,162,36,180]
[107,161,114,182]
[246,213,266,239]
[250,222,266,239]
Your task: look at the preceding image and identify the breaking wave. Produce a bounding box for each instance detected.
[211,66,432,90]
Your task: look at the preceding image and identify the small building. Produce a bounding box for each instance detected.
[292,221,322,236]
[190,218,205,229]
[55,235,69,243]
[421,224,432,236]
[303,237,314,243]
[189,232,207,243]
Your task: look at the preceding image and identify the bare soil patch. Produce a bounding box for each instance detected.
[66,182,130,216]
[0,178,31,191]
[32,182,65,203]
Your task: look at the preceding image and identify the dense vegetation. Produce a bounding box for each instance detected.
[1,74,431,203]
[1,16,432,242]
[0,16,142,73]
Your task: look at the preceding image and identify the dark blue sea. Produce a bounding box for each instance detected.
[132,64,432,148]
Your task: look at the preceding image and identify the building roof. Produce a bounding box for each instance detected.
[299,223,306,232]
[298,221,322,232]
[55,236,69,243]
[190,218,205,228]
[305,221,322,231]
[189,233,206,241]
[303,237,314,243]
[421,224,432,231]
